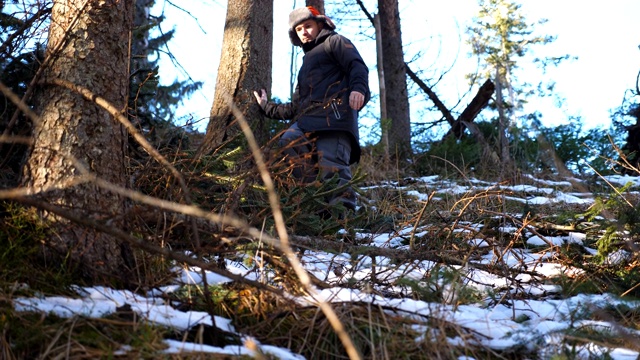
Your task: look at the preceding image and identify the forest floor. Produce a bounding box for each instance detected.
[5,167,640,359]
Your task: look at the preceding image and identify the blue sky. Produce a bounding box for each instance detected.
[154,1,640,139]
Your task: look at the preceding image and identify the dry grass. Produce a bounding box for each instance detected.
[2,134,640,358]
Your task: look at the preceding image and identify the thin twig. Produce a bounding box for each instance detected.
[14,195,285,296]
[409,191,435,251]
[0,5,51,60]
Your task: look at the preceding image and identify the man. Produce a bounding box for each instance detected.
[254,6,370,214]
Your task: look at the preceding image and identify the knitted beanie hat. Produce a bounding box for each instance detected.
[288,6,336,46]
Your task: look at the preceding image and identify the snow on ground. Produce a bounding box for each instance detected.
[12,174,640,359]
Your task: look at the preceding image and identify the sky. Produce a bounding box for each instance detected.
[13,172,640,358]
[153,0,640,139]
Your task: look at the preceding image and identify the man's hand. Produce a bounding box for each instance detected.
[349,91,365,110]
[253,89,267,109]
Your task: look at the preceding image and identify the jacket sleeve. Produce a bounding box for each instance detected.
[328,34,370,107]
[262,85,299,120]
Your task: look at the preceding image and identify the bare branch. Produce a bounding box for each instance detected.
[13,195,286,297]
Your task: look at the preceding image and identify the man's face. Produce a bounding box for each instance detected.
[295,19,322,44]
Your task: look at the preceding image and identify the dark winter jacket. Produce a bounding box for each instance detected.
[263,28,370,164]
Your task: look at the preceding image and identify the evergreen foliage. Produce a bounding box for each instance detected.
[129,1,203,149]
[611,80,640,173]
[0,1,203,186]
[0,4,47,185]
[539,121,618,175]
[406,0,630,178]
[463,0,581,177]
[418,115,620,178]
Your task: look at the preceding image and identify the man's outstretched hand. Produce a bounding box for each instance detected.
[253,89,267,109]
[349,91,364,110]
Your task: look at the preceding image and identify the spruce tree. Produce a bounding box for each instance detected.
[129,0,202,149]
[467,0,564,176]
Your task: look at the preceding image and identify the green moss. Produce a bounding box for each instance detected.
[0,202,79,293]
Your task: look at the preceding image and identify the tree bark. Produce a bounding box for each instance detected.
[199,0,273,155]
[129,0,155,126]
[378,0,411,159]
[22,0,134,283]
[373,13,389,162]
[494,68,514,179]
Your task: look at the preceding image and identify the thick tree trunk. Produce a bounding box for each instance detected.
[22,0,134,283]
[199,0,273,155]
[378,0,411,159]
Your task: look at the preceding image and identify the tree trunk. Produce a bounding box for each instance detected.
[22,0,134,283]
[378,0,411,159]
[199,0,273,155]
[374,13,389,162]
[494,68,514,179]
[129,0,155,126]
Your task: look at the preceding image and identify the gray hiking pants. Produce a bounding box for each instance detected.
[279,123,356,209]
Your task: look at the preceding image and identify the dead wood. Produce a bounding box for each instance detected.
[444,79,496,139]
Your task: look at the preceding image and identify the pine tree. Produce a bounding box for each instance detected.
[467,0,558,177]
[22,0,135,283]
[129,0,202,148]
[0,3,49,183]
[1,1,201,186]
[378,0,411,160]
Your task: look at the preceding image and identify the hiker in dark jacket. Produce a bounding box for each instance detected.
[254,6,370,212]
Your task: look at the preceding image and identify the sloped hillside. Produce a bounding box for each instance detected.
[5,170,640,359]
